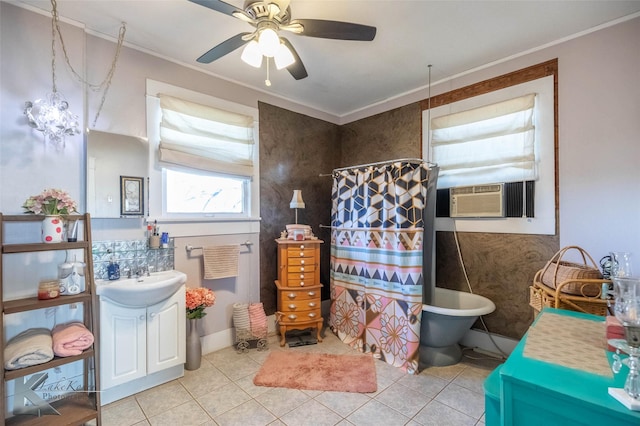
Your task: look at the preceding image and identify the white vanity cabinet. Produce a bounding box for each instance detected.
[100,285,185,390]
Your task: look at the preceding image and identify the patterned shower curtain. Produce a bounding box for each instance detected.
[329,161,431,374]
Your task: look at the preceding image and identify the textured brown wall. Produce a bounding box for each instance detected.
[258,99,558,339]
[436,232,558,339]
[339,103,422,165]
[258,102,340,314]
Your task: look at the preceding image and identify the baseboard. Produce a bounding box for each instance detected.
[460,328,519,359]
[200,310,517,361]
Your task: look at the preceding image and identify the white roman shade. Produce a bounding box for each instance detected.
[431,93,537,188]
[158,94,255,176]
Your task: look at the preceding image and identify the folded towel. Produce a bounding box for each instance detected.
[4,328,54,370]
[233,303,251,333]
[52,322,94,357]
[203,245,240,279]
[248,302,267,338]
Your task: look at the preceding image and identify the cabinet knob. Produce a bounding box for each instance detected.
[288,314,297,320]
[308,302,316,308]
[308,312,316,318]
[288,304,296,310]
[139,315,145,321]
[288,293,297,299]
[149,313,156,319]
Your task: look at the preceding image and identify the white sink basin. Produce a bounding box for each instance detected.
[96,270,187,307]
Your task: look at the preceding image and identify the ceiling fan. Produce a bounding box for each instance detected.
[189,0,377,81]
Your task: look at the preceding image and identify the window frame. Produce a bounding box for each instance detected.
[146,80,260,221]
[422,60,558,235]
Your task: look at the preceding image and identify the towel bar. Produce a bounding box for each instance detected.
[185,241,253,253]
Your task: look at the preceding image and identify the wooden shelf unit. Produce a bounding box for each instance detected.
[0,213,101,425]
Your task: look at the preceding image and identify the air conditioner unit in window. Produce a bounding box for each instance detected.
[450,184,504,217]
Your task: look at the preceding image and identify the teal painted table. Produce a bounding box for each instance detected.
[484,308,640,426]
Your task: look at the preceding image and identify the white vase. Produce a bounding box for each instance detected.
[41,215,64,243]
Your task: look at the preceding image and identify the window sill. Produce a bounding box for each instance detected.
[151,216,261,224]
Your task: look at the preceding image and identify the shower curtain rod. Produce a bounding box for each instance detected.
[319,158,436,176]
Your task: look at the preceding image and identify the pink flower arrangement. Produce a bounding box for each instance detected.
[22,188,77,215]
[186,287,216,319]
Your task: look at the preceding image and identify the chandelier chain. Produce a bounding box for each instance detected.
[50,4,56,92]
[50,0,126,126]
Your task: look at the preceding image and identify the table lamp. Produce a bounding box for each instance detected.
[289,190,305,224]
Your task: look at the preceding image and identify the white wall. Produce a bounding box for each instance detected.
[0,4,85,214]
[555,19,640,259]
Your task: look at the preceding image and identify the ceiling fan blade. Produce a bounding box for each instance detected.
[289,19,376,41]
[280,37,308,80]
[197,32,253,64]
[188,0,252,21]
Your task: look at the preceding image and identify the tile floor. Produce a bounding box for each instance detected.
[100,331,502,426]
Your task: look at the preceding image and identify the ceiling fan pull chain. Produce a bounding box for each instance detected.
[265,57,272,87]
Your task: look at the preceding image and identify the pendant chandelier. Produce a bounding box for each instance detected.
[24,0,126,150]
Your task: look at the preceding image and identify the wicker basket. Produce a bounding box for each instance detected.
[539,246,603,296]
[530,270,612,316]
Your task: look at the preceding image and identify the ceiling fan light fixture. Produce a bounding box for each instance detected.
[274,43,295,69]
[241,40,263,67]
[258,28,280,57]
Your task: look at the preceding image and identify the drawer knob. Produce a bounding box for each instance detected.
[308,302,316,308]
[299,252,304,257]
[308,291,315,297]
[288,293,297,299]
[288,314,297,320]
[300,267,305,271]
[299,274,305,279]
[301,260,305,265]
[300,245,305,249]
[308,312,316,318]
[300,282,305,287]
[288,304,297,310]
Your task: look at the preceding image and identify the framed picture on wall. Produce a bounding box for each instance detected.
[120,176,144,216]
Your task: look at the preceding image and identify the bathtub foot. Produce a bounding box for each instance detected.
[419,343,463,367]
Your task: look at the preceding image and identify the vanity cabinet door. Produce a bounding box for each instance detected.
[147,286,186,374]
[100,300,146,389]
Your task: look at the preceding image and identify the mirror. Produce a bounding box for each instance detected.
[87,131,149,218]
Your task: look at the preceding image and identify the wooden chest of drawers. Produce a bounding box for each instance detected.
[275,239,323,346]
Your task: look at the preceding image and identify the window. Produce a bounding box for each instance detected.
[146,80,259,219]
[431,93,536,189]
[422,62,556,235]
[158,94,255,177]
[164,168,246,215]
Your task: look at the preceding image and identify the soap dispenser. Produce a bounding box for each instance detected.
[107,257,120,280]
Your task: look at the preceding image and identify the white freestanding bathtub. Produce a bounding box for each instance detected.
[420,287,496,367]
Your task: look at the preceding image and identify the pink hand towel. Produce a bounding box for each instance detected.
[52,322,94,357]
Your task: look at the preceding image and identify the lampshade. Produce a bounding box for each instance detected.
[241,40,263,68]
[289,190,305,209]
[274,43,295,70]
[258,28,280,57]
